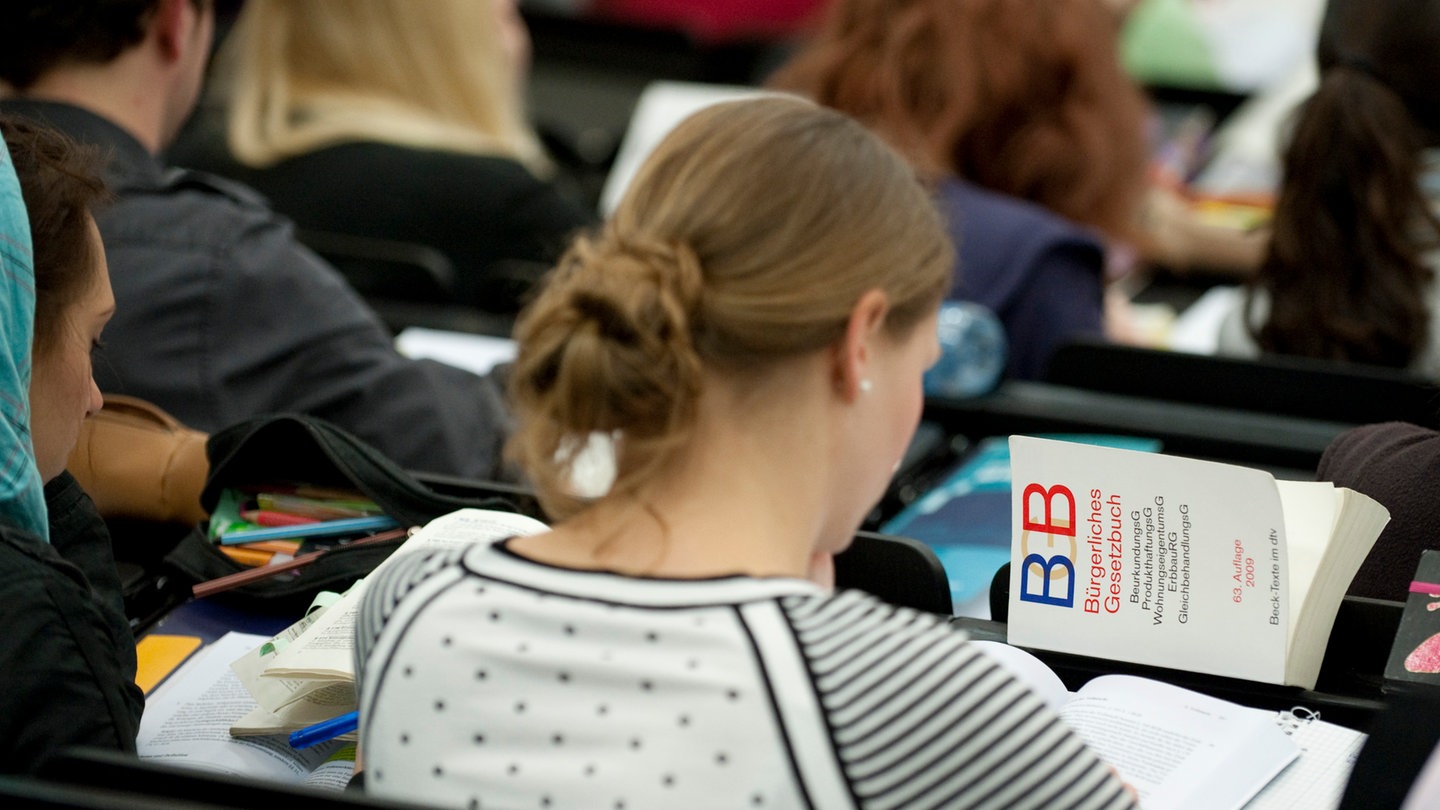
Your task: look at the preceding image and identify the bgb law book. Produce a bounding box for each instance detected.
[1007,436,1390,689]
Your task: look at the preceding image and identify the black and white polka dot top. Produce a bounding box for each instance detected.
[354,539,1134,810]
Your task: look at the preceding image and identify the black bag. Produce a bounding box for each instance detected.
[155,414,534,616]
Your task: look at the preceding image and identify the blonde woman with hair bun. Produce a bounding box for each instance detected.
[354,97,1136,810]
[211,0,592,314]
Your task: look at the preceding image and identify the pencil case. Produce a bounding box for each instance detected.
[157,413,532,615]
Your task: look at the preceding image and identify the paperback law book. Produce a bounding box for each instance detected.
[881,434,1160,618]
[1007,436,1390,689]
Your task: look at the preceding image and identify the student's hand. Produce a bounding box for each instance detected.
[1140,185,1268,279]
[1108,765,1141,806]
[807,551,835,590]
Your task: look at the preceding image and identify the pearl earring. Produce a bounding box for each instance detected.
[859,379,873,393]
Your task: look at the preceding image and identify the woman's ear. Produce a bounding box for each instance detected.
[834,289,889,401]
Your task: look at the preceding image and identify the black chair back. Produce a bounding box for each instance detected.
[1046,339,1440,428]
[298,229,514,336]
[835,531,953,615]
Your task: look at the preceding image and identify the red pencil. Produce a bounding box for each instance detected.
[241,509,320,527]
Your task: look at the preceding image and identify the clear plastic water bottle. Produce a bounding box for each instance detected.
[924,300,1008,398]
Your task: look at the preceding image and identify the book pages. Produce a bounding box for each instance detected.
[1060,675,1298,810]
[138,632,353,783]
[1273,482,1386,686]
[259,509,549,683]
[225,509,551,735]
[1008,436,1290,684]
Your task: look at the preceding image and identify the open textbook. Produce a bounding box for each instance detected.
[1007,435,1390,689]
[137,631,357,789]
[977,641,1366,810]
[229,508,550,735]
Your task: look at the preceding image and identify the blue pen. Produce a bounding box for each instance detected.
[219,515,400,545]
[289,710,360,749]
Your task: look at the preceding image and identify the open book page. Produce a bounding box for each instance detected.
[260,509,550,682]
[1008,436,1291,685]
[1272,482,1337,648]
[1273,483,1387,686]
[303,746,362,791]
[1060,675,1298,810]
[257,582,366,682]
[229,592,358,735]
[1272,482,1386,687]
[229,679,356,737]
[1243,712,1365,810]
[230,593,347,721]
[137,631,353,785]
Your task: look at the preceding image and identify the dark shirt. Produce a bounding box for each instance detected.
[1316,420,1440,601]
[1339,687,1440,809]
[191,142,594,314]
[939,178,1107,380]
[0,100,514,480]
[0,473,143,775]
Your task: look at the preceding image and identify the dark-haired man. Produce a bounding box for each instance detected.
[0,0,515,479]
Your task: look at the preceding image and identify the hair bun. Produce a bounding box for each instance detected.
[555,233,707,352]
[511,231,706,444]
[609,235,706,321]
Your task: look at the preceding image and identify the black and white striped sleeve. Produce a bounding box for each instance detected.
[782,591,1136,810]
[352,546,467,691]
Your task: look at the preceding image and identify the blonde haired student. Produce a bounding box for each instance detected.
[216,0,591,313]
[354,96,1135,810]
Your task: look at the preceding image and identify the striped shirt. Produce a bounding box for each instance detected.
[355,539,1135,810]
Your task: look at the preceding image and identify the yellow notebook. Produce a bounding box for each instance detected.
[134,634,203,694]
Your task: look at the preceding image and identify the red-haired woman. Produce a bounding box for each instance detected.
[770,0,1151,379]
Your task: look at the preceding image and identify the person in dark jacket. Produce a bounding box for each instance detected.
[0,115,142,775]
[1317,420,1440,601]
[0,0,516,481]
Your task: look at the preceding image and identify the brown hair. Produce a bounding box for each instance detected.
[0,0,160,90]
[1250,0,1440,367]
[507,96,953,519]
[769,0,1150,243]
[0,116,108,356]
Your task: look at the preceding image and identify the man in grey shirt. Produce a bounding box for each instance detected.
[0,0,516,480]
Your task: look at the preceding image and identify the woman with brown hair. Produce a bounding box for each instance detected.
[354,97,1135,809]
[769,0,1152,379]
[1217,0,1440,376]
[0,115,139,775]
